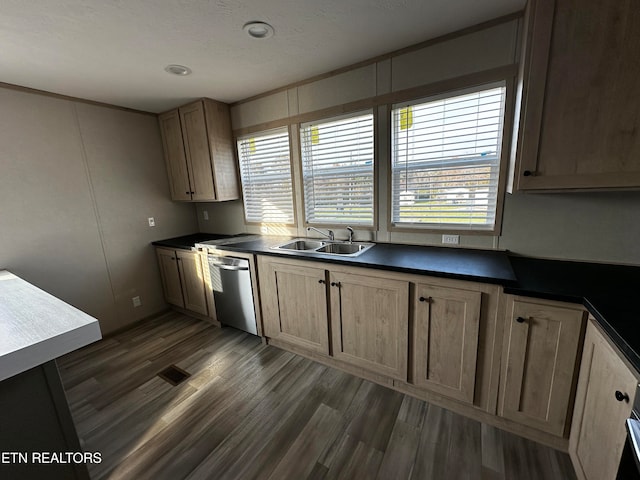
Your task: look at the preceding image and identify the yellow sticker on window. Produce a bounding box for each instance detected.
[400,107,413,130]
[311,126,320,145]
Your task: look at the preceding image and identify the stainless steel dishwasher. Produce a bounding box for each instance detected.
[207,256,258,335]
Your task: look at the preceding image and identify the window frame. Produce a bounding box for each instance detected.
[387,80,512,235]
[236,126,297,227]
[298,109,378,230]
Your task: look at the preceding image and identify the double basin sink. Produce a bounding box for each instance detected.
[272,238,374,257]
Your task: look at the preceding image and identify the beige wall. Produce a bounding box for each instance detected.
[0,87,198,334]
[499,192,640,265]
[199,16,640,266]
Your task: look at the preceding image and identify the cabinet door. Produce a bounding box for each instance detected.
[329,270,409,380]
[513,0,640,190]
[156,248,184,308]
[412,283,481,404]
[176,250,208,316]
[203,99,239,201]
[499,296,585,436]
[158,110,191,201]
[259,260,329,354]
[179,101,216,201]
[570,320,638,480]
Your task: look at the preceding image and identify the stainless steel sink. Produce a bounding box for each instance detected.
[315,243,371,255]
[276,239,326,250]
[272,238,374,257]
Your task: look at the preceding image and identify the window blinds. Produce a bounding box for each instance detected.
[391,84,506,230]
[237,129,295,224]
[300,112,375,226]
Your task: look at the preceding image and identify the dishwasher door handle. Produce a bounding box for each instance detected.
[210,263,249,271]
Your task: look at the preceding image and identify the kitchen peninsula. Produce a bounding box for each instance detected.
[0,270,102,479]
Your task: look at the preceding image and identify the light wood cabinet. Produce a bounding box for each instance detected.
[329,270,409,381]
[156,247,185,307]
[412,282,482,404]
[158,110,191,201]
[510,0,640,191]
[159,98,239,202]
[499,295,586,436]
[257,255,504,410]
[570,319,638,480]
[175,250,208,315]
[156,247,208,316]
[258,257,409,377]
[258,258,330,354]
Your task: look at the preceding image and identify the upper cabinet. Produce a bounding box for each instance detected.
[510,0,640,191]
[159,98,239,202]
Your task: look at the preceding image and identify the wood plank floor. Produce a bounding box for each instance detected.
[58,312,577,480]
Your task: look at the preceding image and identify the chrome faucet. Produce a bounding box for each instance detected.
[307,226,334,241]
[346,226,354,243]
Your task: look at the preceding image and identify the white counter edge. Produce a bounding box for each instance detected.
[0,320,102,382]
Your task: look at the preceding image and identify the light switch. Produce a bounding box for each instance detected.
[148,217,155,227]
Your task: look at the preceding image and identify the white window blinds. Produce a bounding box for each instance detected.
[300,112,375,226]
[391,84,506,230]
[237,129,295,224]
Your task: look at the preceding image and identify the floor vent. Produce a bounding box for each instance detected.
[158,365,191,386]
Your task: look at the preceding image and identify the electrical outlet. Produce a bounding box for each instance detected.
[442,234,459,245]
[203,210,209,221]
[132,296,142,307]
[148,217,155,227]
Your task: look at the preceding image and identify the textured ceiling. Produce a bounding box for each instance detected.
[0,0,525,113]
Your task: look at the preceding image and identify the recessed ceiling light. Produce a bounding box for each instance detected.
[243,21,274,39]
[164,64,192,76]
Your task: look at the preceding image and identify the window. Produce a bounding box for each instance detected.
[237,128,295,224]
[391,83,506,231]
[300,112,375,226]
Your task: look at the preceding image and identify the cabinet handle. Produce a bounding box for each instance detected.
[170,257,176,260]
[615,390,630,403]
[318,279,325,284]
[330,282,341,287]
[185,191,190,195]
[516,317,527,323]
[419,296,432,303]
[523,170,534,177]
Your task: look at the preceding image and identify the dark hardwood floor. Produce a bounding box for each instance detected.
[58,312,576,480]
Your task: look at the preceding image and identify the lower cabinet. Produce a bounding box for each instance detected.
[259,259,329,354]
[156,247,208,316]
[256,254,625,459]
[328,269,409,381]
[412,282,482,404]
[499,295,587,437]
[258,256,410,375]
[569,319,638,480]
[257,256,499,399]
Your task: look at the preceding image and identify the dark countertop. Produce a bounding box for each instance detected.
[151,233,234,250]
[506,256,640,370]
[153,233,640,372]
[209,236,518,285]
